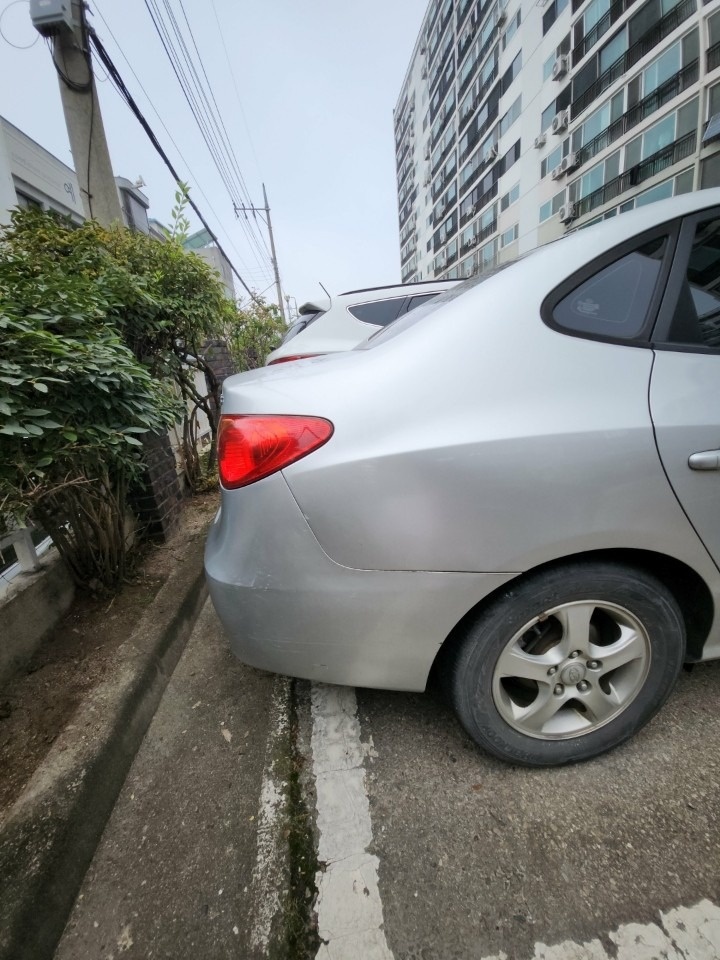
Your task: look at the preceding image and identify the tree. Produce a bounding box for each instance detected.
[226,296,286,372]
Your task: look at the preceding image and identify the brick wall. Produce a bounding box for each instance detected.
[131,432,183,541]
[202,338,236,419]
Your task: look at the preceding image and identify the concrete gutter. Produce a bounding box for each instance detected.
[0,531,209,960]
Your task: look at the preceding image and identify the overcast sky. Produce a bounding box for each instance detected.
[0,0,426,309]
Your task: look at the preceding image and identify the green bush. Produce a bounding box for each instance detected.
[0,209,287,589]
[0,210,180,589]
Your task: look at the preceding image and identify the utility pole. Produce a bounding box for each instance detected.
[234,184,286,322]
[31,0,122,226]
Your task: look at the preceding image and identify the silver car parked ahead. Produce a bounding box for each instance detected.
[206,190,720,766]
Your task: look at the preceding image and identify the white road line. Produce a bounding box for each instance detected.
[309,683,394,960]
[482,899,720,960]
[249,676,291,954]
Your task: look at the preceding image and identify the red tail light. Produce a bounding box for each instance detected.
[267,354,323,365]
[217,415,334,489]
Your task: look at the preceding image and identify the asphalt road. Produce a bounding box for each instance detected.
[55,603,720,960]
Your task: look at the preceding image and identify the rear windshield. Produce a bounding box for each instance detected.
[347,297,407,326]
[280,311,324,345]
[359,260,524,350]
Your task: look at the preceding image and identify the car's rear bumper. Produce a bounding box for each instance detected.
[204,473,514,691]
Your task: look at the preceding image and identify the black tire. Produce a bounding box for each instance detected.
[450,561,685,767]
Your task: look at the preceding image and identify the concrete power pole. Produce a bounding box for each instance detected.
[262,184,286,323]
[33,0,122,226]
[235,186,286,322]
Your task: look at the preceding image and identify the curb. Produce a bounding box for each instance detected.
[0,530,210,960]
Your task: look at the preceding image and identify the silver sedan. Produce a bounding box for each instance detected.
[205,188,720,766]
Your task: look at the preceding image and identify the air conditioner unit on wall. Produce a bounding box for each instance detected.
[552,109,570,134]
[550,164,563,180]
[559,203,576,223]
[534,134,547,149]
[561,152,579,174]
[496,8,507,26]
[486,144,499,161]
[552,56,569,80]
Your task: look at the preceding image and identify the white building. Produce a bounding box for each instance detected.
[0,116,84,224]
[0,115,157,234]
[395,0,720,282]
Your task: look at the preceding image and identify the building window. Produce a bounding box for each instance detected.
[541,99,559,131]
[540,189,566,222]
[502,9,522,49]
[569,150,621,201]
[623,98,697,168]
[500,224,519,247]
[618,168,694,210]
[541,143,564,177]
[16,192,42,210]
[500,182,520,210]
[499,95,522,137]
[571,92,624,150]
[701,154,720,189]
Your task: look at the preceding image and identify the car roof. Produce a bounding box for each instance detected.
[339,279,460,296]
[296,280,459,316]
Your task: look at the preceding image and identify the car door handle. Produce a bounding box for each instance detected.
[688,450,720,471]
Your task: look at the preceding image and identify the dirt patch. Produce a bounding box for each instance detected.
[0,494,218,815]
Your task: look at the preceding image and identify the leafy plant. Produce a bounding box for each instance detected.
[0,210,180,589]
[227,296,286,372]
[169,181,191,244]
[1,209,287,589]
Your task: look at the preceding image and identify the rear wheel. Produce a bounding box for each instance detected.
[450,562,685,766]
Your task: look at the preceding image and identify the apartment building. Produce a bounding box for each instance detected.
[395,0,720,282]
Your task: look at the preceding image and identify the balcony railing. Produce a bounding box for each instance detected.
[431,136,456,175]
[431,105,455,149]
[572,0,641,67]
[571,0,696,120]
[574,130,696,217]
[457,0,477,30]
[432,160,457,199]
[459,181,498,227]
[460,217,497,255]
[459,66,499,133]
[575,59,699,167]
[458,31,498,99]
[708,40,720,72]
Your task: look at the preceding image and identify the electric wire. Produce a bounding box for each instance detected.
[157,0,273,274]
[145,0,273,280]
[0,0,38,49]
[90,2,258,279]
[143,0,273,277]
[89,30,261,303]
[173,0,271,266]
[209,0,263,182]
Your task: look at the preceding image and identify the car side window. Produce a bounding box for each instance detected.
[404,294,439,314]
[552,236,668,340]
[664,218,720,350]
[348,298,406,326]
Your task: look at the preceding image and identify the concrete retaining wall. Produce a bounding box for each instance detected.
[0,551,74,689]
